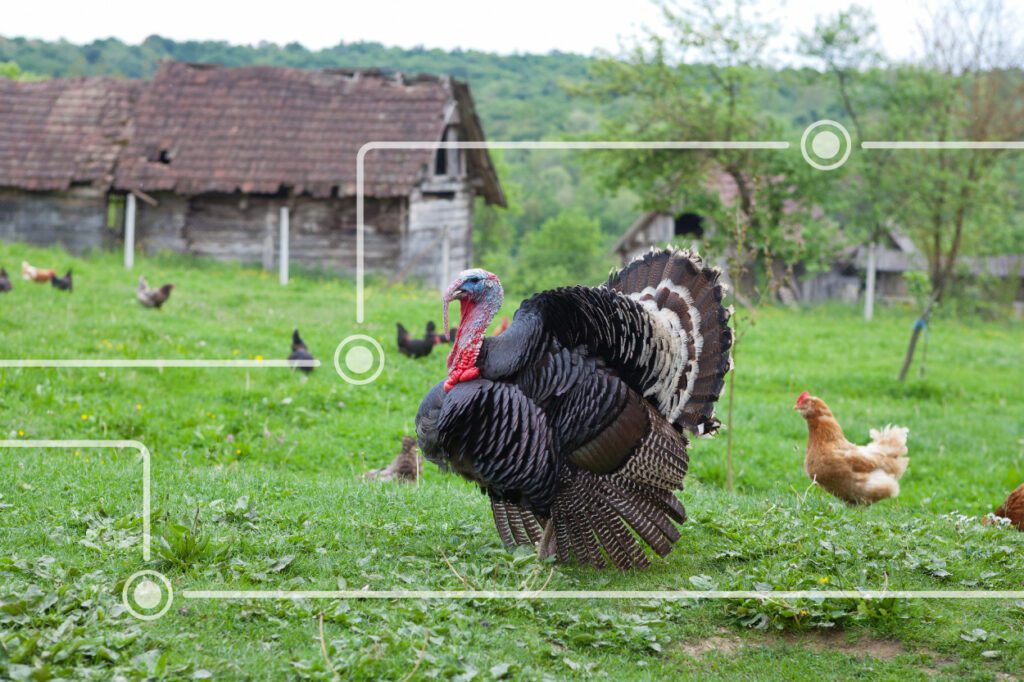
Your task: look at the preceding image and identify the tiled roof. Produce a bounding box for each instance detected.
[0,77,137,191]
[1,62,504,204]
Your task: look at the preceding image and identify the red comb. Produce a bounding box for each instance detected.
[796,391,810,406]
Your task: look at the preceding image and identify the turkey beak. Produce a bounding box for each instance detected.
[442,279,467,345]
[443,279,467,304]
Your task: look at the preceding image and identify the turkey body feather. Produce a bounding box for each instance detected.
[417,249,732,569]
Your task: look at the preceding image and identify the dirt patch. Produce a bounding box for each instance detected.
[777,629,907,660]
[775,630,960,677]
[676,630,743,659]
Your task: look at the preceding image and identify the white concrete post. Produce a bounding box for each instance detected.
[124,193,137,270]
[279,206,290,286]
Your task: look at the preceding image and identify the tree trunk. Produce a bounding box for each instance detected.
[897,294,937,382]
[863,241,877,322]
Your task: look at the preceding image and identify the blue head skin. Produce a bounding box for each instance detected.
[442,269,504,336]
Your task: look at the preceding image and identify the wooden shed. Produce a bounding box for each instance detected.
[0,76,139,252]
[0,62,505,286]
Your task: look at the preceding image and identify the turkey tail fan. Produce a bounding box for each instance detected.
[542,405,689,570]
[606,248,733,437]
[490,499,546,547]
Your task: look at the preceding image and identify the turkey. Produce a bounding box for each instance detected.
[416,248,733,570]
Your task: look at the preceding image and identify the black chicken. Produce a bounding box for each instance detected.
[287,329,316,373]
[397,322,436,358]
[51,269,73,292]
[416,249,733,570]
[433,322,456,344]
[0,268,11,293]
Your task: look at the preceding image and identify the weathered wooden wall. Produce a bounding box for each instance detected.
[289,195,405,273]
[615,214,674,264]
[875,272,909,299]
[135,193,188,253]
[0,188,110,253]
[0,182,470,285]
[133,192,408,274]
[799,269,861,303]
[405,179,474,289]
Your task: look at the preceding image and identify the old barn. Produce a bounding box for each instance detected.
[0,62,505,286]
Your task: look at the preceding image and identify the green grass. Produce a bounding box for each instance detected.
[1,242,1023,681]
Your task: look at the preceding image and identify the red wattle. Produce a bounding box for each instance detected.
[446,299,487,391]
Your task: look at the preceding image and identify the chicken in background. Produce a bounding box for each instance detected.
[396,322,435,358]
[51,269,73,292]
[424,320,440,345]
[362,436,422,483]
[287,329,316,374]
[432,317,506,343]
[432,321,456,345]
[0,268,12,293]
[987,483,1024,531]
[795,392,909,505]
[137,275,175,309]
[22,261,55,283]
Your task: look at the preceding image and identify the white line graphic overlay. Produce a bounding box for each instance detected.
[862,141,1024,150]
[354,139,791,324]
[182,589,1024,601]
[0,359,320,369]
[0,439,152,560]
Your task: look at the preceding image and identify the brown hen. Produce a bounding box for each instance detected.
[992,483,1024,530]
[795,392,909,505]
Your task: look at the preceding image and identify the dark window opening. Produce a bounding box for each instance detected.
[434,144,448,175]
[423,190,456,200]
[434,126,461,177]
[674,212,704,238]
[157,149,172,164]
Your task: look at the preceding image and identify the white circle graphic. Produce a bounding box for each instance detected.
[345,346,374,374]
[333,334,386,385]
[122,570,174,621]
[800,120,852,171]
[133,579,162,609]
[811,130,841,159]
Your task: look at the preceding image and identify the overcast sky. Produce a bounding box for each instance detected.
[1,1,994,61]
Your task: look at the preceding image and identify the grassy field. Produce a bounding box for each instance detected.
[1,242,1023,681]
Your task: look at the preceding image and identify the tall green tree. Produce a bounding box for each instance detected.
[579,0,837,303]
[799,6,890,321]
[577,0,842,492]
[877,0,1024,380]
